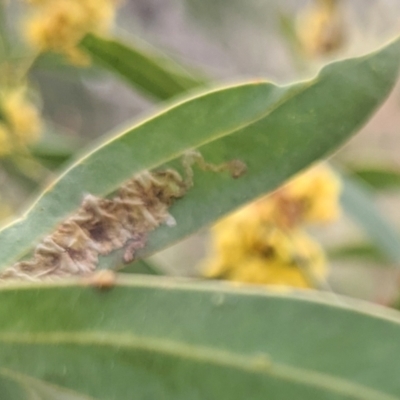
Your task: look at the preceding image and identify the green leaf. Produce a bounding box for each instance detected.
[277,11,307,72]
[349,165,400,191]
[122,258,163,275]
[340,173,400,264]
[0,368,94,399]
[97,248,163,275]
[328,242,388,264]
[0,38,400,270]
[80,33,206,100]
[1,275,400,399]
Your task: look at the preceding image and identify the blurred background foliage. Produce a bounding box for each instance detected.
[1,0,400,304]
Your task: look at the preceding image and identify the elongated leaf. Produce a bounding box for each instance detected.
[0,38,400,270]
[36,29,400,263]
[80,33,205,100]
[328,242,388,264]
[1,275,400,399]
[340,173,400,264]
[349,165,400,191]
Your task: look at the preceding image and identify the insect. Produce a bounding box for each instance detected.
[85,270,117,290]
[0,151,246,281]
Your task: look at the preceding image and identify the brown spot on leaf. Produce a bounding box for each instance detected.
[0,153,247,282]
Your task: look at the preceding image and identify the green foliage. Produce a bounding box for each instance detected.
[1,5,400,397]
[80,33,206,100]
[1,37,400,269]
[329,242,388,264]
[340,172,400,264]
[1,276,400,399]
[349,165,400,191]
[79,32,400,266]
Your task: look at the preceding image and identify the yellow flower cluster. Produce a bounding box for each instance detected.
[203,164,341,289]
[296,0,345,58]
[24,0,118,64]
[0,86,42,156]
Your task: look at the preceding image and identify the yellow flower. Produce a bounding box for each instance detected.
[26,1,88,51]
[202,163,340,289]
[1,87,42,145]
[24,0,118,64]
[296,0,345,58]
[204,225,326,288]
[249,164,341,228]
[276,163,342,225]
[213,207,265,261]
[228,255,321,289]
